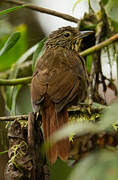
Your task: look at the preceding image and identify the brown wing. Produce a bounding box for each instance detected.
[31,47,88,112]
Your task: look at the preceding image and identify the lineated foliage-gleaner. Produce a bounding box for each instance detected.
[31,26,93,163]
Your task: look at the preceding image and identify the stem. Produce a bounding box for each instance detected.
[3,0,79,23]
[80,34,118,57]
[0,76,32,85]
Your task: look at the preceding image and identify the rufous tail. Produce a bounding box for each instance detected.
[42,99,69,164]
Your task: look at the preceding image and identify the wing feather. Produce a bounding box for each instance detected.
[31,47,88,112]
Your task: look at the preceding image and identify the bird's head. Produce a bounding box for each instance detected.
[45,26,93,52]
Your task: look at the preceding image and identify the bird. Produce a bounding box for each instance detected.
[31,26,92,163]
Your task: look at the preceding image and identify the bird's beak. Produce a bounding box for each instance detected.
[74,31,93,52]
[77,30,94,39]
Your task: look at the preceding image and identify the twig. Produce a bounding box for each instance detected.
[3,0,79,23]
[0,115,28,121]
[0,76,32,85]
[80,34,118,57]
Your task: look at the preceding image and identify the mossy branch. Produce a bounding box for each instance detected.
[0,103,105,121]
[0,115,28,121]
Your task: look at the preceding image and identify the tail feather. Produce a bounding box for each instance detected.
[42,99,69,163]
[57,109,69,161]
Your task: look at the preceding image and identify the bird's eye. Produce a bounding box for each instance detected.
[64,32,71,37]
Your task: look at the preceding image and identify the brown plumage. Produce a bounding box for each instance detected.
[31,26,91,163]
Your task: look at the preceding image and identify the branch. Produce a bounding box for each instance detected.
[0,76,32,85]
[80,33,118,57]
[0,115,28,121]
[3,0,79,23]
[0,103,104,121]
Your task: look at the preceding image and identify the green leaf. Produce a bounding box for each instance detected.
[0,150,8,155]
[105,0,118,23]
[0,24,28,71]
[16,43,38,65]
[68,151,118,180]
[72,0,84,13]
[0,32,21,56]
[51,159,72,180]
[10,85,22,115]
[32,37,47,71]
[49,122,98,146]
[0,6,25,16]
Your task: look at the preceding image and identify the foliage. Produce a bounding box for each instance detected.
[105,0,118,23]
[0,24,28,71]
[68,150,118,180]
[0,32,21,56]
